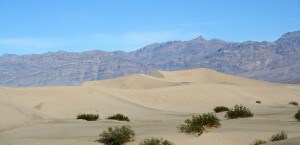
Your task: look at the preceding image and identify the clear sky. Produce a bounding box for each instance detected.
[0,0,300,55]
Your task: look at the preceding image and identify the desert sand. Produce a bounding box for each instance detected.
[0,68,300,145]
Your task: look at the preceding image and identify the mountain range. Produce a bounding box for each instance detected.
[0,31,299,87]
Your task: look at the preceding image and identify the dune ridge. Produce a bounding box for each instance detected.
[82,74,182,89]
[149,68,272,85]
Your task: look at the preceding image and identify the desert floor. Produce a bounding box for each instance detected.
[0,68,300,145]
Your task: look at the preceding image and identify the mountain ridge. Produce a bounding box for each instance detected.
[1,31,299,87]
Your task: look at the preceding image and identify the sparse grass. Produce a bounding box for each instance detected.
[249,139,267,145]
[288,101,298,106]
[107,113,130,122]
[294,110,300,121]
[213,106,230,113]
[250,131,288,145]
[98,125,135,145]
[139,137,175,145]
[225,105,253,119]
[269,131,287,142]
[76,113,99,121]
[177,113,220,136]
[256,101,261,104]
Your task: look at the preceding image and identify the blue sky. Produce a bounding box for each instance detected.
[0,0,300,55]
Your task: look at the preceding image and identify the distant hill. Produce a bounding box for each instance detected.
[0,31,299,87]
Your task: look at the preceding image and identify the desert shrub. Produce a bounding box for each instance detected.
[269,131,287,142]
[76,113,99,121]
[98,125,135,145]
[177,113,220,136]
[249,139,267,145]
[107,114,130,122]
[225,105,253,119]
[294,110,300,121]
[177,123,205,136]
[288,101,298,106]
[256,101,261,104]
[213,106,230,113]
[139,137,175,145]
[177,122,204,136]
[250,131,288,145]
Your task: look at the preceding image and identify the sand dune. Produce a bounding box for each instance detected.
[149,68,271,85]
[0,68,300,145]
[82,74,182,89]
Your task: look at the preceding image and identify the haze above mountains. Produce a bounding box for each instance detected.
[0,31,299,87]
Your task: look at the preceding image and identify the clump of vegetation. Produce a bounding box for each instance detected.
[288,101,298,106]
[225,105,253,119]
[177,113,220,136]
[256,101,261,104]
[76,113,99,121]
[213,106,230,113]
[250,131,288,145]
[139,137,175,145]
[177,121,204,136]
[107,113,130,122]
[294,110,300,121]
[249,139,267,145]
[269,131,287,142]
[98,125,135,145]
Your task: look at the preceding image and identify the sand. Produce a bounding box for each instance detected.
[0,68,300,145]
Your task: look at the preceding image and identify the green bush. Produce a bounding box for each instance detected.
[225,105,253,119]
[256,101,261,104]
[107,114,130,122]
[249,139,267,145]
[294,110,300,121]
[76,113,99,121]
[269,131,287,142]
[177,113,220,136]
[177,122,204,136]
[98,125,135,145]
[213,106,230,113]
[139,137,175,145]
[288,101,298,106]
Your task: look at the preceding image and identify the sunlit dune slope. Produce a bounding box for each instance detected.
[149,68,272,85]
[0,68,299,132]
[82,74,181,89]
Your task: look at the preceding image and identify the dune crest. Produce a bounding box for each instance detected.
[83,68,271,90]
[150,68,270,85]
[82,74,181,89]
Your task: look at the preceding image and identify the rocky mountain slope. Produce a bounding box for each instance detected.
[0,31,299,87]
